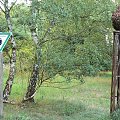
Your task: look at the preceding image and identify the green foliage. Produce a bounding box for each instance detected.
[5,0,115,78]
[40,40,82,80]
[36,0,113,77]
[76,41,112,76]
[0,12,7,31]
[76,42,100,76]
[16,39,35,73]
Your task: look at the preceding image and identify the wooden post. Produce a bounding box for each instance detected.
[117,33,120,108]
[110,31,120,113]
[0,52,3,117]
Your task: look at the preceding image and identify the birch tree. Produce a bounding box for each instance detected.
[21,0,115,102]
[0,0,16,102]
[22,0,41,102]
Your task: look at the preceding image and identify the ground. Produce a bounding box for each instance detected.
[1,71,118,120]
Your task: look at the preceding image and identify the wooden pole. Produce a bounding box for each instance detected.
[110,31,117,113]
[110,31,120,113]
[0,52,3,117]
[117,34,120,108]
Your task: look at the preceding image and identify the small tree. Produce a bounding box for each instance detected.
[19,0,114,102]
[22,0,83,102]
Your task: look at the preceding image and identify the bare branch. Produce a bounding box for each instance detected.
[2,0,10,13]
[43,81,65,84]
[0,0,4,5]
[0,1,5,13]
[39,26,89,45]
[41,83,83,89]
[39,35,66,45]
[0,5,5,13]
[38,18,56,46]
[10,0,17,10]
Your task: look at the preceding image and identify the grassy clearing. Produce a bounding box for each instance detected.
[1,71,115,120]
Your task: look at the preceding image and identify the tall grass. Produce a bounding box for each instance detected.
[1,71,115,120]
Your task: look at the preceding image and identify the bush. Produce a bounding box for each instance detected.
[76,41,112,76]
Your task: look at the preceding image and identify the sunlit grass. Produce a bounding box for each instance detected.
[1,71,113,120]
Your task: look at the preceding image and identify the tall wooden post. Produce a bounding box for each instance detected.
[110,31,120,113]
[0,52,3,117]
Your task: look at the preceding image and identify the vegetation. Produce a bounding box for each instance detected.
[0,0,120,119]
[2,71,111,120]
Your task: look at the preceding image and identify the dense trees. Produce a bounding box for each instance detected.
[0,0,116,102]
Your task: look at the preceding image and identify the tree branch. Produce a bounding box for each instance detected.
[0,0,4,5]
[41,83,83,89]
[0,0,5,13]
[0,5,5,13]
[10,0,17,10]
[38,18,56,46]
[3,0,10,11]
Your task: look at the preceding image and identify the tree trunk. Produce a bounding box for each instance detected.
[23,63,39,102]
[23,24,40,102]
[3,0,16,101]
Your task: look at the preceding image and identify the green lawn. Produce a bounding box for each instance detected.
[1,71,118,120]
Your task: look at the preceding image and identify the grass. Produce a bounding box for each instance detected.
[1,70,117,120]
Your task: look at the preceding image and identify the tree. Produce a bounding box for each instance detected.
[22,0,83,102]
[22,0,40,102]
[4,0,115,102]
[20,0,116,102]
[0,0,17,101]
